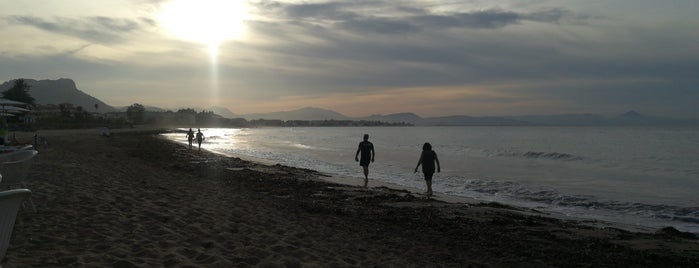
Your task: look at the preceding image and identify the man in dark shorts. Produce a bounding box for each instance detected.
[195,128,205,151]
[355,134,375,187]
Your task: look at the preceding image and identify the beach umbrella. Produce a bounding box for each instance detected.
[0,99,27,106]
[0,99,28,132]
[0,98,28,112]
[0,99,28,114]
[0,99,27,105]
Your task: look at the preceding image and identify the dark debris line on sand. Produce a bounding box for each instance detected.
[4,130,699,267]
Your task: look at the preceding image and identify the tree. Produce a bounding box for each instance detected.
[126,103,145,124]
[176,108,197,115]
[2,79,35,105]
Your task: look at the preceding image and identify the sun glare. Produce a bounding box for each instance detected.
[159,0,248,47]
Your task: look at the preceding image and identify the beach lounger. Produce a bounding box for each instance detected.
[0,148,36,163]
[0,150,38,212]
[0,189,31,265]
[0,145,33,154]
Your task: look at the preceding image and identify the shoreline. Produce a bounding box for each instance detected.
[165,133,479,202]
[160,129,682,235]
[5,128,699,267]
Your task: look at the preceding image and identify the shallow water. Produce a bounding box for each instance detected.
[163,126,699,233]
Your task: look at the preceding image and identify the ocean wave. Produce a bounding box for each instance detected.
[458,178,699,230]
[496,151,583,161]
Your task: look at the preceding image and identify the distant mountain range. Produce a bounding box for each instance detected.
[231,107,699,126]
[2,78,698,126]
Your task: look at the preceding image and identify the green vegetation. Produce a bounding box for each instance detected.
[2,79,35,105]
[126,103,146,124]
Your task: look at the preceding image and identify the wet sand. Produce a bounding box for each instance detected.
[3,128,698,267]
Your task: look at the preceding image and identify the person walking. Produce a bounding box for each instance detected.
[414,142,440,197]
[186,128,195,149]
[355,134,375,187]
[195,128,205,151]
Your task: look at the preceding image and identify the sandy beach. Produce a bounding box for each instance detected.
[2,128,698,267]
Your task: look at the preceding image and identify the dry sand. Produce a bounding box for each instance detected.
[2,128,698,267]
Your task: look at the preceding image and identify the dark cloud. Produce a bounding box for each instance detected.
[413,10,521,29]
[284,2,357,21]
[338,18,420,34]
[255,1,358,20]
[0,52,114,84]
[6,15,151,43]
[253,1,593,35]
[238,1,696,95]
[524,8,598,23]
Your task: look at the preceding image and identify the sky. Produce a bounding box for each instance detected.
[1,0,698,118]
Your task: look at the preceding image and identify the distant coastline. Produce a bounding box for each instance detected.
[3,78,699,128]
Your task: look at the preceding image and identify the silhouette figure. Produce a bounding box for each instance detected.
[186,128,195,149]
[100,127,111,138]
[414,142,440,197]
[355,134,375,187]
[195,129,205,151]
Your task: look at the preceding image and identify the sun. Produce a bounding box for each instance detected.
[158,0,248,47]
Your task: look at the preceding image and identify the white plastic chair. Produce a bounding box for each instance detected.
[0,189,31,264]
[0,150,38,212]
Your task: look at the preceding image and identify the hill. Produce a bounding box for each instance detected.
[241,107,348,121]
[361,113,422,124]
[0,78,116,112]
[421,115,532,126]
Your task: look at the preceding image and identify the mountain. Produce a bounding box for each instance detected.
[610,110,699,125]
[0,78,116,112]
[421,115,532,126]
[208,106,236,118]
[509,114,609,126]
[361,113,422,123]
[236,108,698,126]
[241,107,349,121]
[358,113,532,126]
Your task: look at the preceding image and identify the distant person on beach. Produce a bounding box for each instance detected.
[100,127,111,138]
[186,128,195,149]
[414,142,440,197]
[195,129,205,151]
[355,134,375,187]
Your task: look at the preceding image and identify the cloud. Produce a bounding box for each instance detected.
[6,15,153,44]
[253,1,594,35]
[233,0,698,95]
[1,0,697,117]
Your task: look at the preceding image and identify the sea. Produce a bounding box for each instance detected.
[162,126,699,234]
